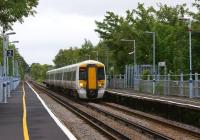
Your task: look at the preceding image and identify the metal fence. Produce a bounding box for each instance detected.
[106,68,200,98]
[0,65,20,103]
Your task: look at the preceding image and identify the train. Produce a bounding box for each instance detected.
[45,60,106,99]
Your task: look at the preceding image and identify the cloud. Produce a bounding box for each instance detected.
[12,10,100,65]
[37,0,194,17]
[11,0,194,65]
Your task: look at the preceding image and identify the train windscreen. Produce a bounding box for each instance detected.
[79,67,87,80]
[97,67,105,80]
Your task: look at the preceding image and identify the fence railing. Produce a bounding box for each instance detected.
[0,76,20,103]
[106,73,200,98]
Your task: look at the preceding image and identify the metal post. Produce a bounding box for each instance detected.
[179,18,193,98]
[188,20,193,98]
[164,66,167,95]
[133,40,135,88]
[106,53,108,74]
[180,73,184,96]
[92,51,98,61]
[125,65,128,88]
[12,52,15,76]
[167,74,170,96]
[123,74,126,88]
[153,32,156,94]
[0,72,3,102]
[133,40,136,66]
[97,51,98,61]
[195,73,198,97]
[145,32,156,94]
[131,66,133,88]
[6,47,11,97]
[2,31,7,103]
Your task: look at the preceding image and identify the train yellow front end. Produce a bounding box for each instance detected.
[78,62,106,99]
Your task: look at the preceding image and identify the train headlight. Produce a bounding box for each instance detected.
[80,83,84,87]
[98,81,105,88]
[79,80,86,88]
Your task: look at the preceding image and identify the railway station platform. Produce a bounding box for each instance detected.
[106,89,200,110]
[106,88,200,128]
[0,81,76,140]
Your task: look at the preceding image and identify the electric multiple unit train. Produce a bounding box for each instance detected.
[45,60,106,99]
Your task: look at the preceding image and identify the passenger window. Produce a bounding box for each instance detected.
[79,67,87,80]
[64,72,68,80]
[97,67,105,80]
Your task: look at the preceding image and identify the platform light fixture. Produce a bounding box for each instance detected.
[178,17,193,98]
[145,31,156,94]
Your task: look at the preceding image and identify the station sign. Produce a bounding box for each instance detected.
[158,61,166,67]
[7,49,14,57]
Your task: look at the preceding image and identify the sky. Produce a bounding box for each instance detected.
[10,0,195,65]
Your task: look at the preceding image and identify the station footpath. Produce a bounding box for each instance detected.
[0,81,76,140]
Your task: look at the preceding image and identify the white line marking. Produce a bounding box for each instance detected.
[115,90,200,104]
[26,82,77,140]
[107,90,200,109]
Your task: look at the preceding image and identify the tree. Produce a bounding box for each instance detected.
[95,3,192,74]
[53,39,94,68]
[30,63,51,82]
[0,0,39,30]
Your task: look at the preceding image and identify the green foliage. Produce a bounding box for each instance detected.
[52,2,200,76]
[0,0,39,30]
[0,42,28,79]
[141,70,150,80]
[30,63,52,83]
[94,2,200,74]
[53,39,95,67]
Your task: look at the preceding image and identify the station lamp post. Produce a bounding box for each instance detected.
[9,41,19,76]
[145,31,156,94]
[92,51,98,61]
[3,32,16,78]
[121,39,136,88]
[2,31,16,102]
[121,39,136,66]
[15,48,19,77]
[179,17,193,98]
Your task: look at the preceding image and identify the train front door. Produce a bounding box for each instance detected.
[87,66,97,90]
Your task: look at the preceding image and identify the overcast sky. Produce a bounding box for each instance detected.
[11,0,194,65]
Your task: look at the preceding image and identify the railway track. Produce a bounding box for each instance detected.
[29,81,173,140]
[30,81,130,140]
[81,102,173,140]
[98,102,200,138]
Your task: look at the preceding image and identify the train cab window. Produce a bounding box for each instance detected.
[97,67,105,80]
[79,67,87,80]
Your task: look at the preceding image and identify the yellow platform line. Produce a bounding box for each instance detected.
[22,83,30,140]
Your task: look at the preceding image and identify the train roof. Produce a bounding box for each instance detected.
[47,60,105,74]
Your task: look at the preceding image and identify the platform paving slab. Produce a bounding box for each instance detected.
[24,82,70,140]
[0,85,23,140]
[0,83,71,140]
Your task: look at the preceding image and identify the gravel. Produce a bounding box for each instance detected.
[89,102,200,140]
[37,91,108,140]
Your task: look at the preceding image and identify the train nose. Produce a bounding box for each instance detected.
[87,90,98,98]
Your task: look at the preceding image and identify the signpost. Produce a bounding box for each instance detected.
[7,49,14,57]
